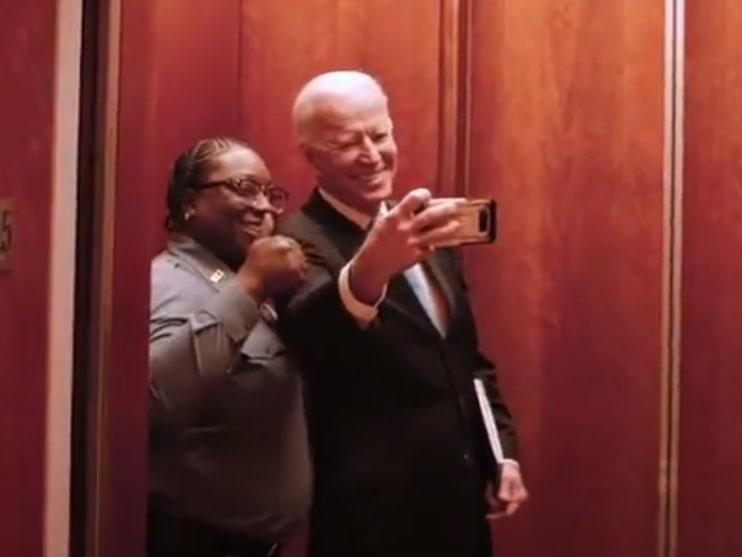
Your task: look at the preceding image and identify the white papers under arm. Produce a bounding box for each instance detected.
[474,377,504,464]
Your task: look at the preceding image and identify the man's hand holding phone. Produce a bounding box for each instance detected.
[347,188,497,305]
[347,188,461,305]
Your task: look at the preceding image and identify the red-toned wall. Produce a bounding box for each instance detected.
[679,1,742,555]
[100,2,246,556]
[0,2,57,556]
[467,2,666,555]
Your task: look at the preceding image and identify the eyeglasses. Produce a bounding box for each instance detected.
[198,176,289,212]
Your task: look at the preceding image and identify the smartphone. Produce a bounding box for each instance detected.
[430,198,497,246]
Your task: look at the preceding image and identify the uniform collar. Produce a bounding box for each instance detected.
[166,234,234,290]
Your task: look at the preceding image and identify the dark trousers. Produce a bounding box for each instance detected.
[147,508,280,557]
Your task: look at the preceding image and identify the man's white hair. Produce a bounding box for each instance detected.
[292,71,389,144]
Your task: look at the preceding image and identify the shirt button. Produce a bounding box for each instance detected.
[462,452,473,465]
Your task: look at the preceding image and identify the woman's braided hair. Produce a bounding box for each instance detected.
[165,136,250,230]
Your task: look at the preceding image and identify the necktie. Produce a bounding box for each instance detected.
[403,261,449,336]
[366,205,449,335]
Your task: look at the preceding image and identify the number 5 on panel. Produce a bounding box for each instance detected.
[0,199,14,271]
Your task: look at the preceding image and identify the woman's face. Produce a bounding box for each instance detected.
[186,147,279,269]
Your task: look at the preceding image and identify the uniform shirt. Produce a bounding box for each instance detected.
[148,235,312,541]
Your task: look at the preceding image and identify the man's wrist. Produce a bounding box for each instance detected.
[348,256,388,305]
[338,264,385,324]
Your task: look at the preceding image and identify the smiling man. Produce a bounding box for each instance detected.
[292,73,396,214]
[278,72,528,557]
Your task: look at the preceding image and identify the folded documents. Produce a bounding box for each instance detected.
[473,378,504,463]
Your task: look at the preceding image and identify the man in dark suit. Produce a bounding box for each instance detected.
[277,71,528,557]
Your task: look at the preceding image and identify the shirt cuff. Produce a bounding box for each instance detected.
[502,459,520,468]
[338,263,386,325]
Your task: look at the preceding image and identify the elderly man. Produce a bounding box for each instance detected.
[277,72,527,557]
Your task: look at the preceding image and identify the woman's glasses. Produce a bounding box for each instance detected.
[198,176,289,212]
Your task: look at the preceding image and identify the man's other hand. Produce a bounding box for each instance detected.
[485,462,528,520]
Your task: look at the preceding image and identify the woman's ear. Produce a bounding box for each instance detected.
[182,190,198,222]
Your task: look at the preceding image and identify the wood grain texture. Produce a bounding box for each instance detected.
[239,0,442,207]
[105,2,243,555]
[679,1,742,555]
[123,0,243,255]
[0,2,56,555]
[465,1,666,555]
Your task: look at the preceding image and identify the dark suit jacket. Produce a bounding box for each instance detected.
[277,190,519,557]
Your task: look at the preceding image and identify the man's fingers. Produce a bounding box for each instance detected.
[485,480,524,521]
[392,188,432,219]
[409,200,460,233]
[516,486,529,503]
[498,484,518,504]
[504,500,520,516]
[487,497,520,520]
[499,474,528,504]
[411,219,461,248]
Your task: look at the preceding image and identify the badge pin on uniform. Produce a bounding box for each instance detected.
[209,269,225,283]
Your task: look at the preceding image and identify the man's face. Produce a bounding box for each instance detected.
[303,95,398,215]
[187,147,279,269]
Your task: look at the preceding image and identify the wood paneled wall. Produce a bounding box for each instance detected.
[0,2,57,555]
[680,1,742,555]
[466,2,666,556]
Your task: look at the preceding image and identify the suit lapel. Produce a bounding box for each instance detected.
[385,252,461,339]
[299,190,366,267]
[383,274,441,338]
[422,251,460,325]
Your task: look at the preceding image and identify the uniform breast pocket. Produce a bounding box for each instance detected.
[238,320,287,367]
[218,323,298,422]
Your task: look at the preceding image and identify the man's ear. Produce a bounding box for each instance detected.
[299,142,316,166]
